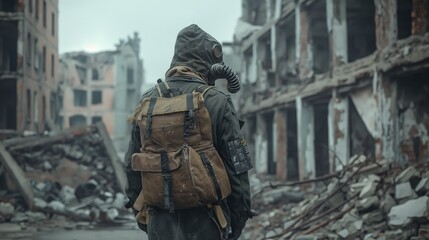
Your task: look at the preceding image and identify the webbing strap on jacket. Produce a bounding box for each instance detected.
[184,93,195,141]
[160,151,174,213]
[145,97,157,138]
[200,153,222,202]
[156,80,174,98]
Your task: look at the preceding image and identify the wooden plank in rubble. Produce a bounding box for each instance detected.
[95,122,127,194]
[0,143,34,209]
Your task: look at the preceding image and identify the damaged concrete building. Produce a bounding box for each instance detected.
[235,0,429,181]
[0,0,60,134]
[59,34,144,153]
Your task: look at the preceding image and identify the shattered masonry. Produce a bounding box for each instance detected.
[231,0,429,180]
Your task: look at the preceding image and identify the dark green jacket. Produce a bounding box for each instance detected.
[125,77,253,240]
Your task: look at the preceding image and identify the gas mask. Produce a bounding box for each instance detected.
[206,44,241,94]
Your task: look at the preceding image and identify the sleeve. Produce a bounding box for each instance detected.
[215,97,254,239]
[124,123,142,208]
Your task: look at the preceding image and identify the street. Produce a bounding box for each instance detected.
[1,222,148,240]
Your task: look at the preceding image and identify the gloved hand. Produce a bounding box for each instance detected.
[228,214,246,240]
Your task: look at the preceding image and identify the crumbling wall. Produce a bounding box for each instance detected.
[297,97,315,179]
[329,94,349,170]
[255,114,268,174]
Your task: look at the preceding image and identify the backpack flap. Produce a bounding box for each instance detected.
[131,149,183,173]
[140,92,202,117]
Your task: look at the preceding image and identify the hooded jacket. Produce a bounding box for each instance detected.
[125,24,253,240]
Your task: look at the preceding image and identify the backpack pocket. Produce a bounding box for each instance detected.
[131,144,231,210]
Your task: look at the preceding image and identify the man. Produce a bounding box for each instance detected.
[125,24,253,240]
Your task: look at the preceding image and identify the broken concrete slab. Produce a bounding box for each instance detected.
[359,179,378,198]
[395,166,419,184]
[395,182,417,200]
[388,196,429,227]
[415,177,429,195]
[0,143,34,209]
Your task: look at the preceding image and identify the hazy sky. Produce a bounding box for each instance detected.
[59,0,241,85]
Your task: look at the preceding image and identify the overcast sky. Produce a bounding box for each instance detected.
[59,0,241,85]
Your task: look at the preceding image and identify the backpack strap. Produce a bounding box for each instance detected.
[156,79,174,98]
[144,97,157,139]
[194,85,213,97]
[183,93,195,142]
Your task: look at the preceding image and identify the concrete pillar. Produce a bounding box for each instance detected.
[374,0,397,49]
[275,108,287,181]
[255,113,268,174]
[296,3,313,79]
[375,73,397,163]
[296,97,315,180]
[326,0,348,65]
[328,90,350,170]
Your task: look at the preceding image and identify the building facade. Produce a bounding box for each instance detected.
[235,0,429,181]
[59,33,144,153]
[0,0,60,133]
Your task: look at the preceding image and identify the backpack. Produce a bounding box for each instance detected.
[131,81,231,212]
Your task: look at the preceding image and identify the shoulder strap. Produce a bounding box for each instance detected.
[194,85,213,98]
[156,79,174,98]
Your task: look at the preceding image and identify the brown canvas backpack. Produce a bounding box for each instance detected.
[131,81,231,212]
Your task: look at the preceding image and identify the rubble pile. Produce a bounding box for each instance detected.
[244,156,429,240]
[0,123,130,226]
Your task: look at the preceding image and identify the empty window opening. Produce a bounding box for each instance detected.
[35,0,39,20]
[397,0,413,39]
[34,38,39,71]
[308,0,330,73]
[42,1,46,27]
[0,0,16,12]
[92,68,99,80]
[346,0,376,62]
[26,33,32,66]
[277,14,297,85]
[33,91,38,127]
[0,26,18,72]
[42,96,46,128]
[26,89,31,124]
[244,0,267,25]
[286,108,299,181]
[91,116,102,124]
[349,98,375,158]
[127,67,134,84]
[265,112,276,175]
[51,54,54,77]
[51,12,55,36]
[396,70,429,163]
[76,66,87,84]
[69,115,86,127]
[42,46,46,73]
[0,80,17,130]
[92,90,102,104]
[73,90,87,107]
[314,102,330,177]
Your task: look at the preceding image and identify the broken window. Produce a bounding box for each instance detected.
[42,96,46,128]
[91,116,102,124]
[92,68,99,80]
[349,98,375,158]
[42,45,46,73]
[34,38,39,71]
[91,90,102,105]
[0,0,15,12]
[307,0,330,74]
[314,102,330,177]
[0,80,17,130]
[76,66,87,84]
[265,112,276,175]
[277,13,297,84]
[51,12,55,36]
[0,25,18,72]
[257,32,275,88]
[73,90,87,107]
[42,0,46,27]
[346,0,376,62]
[127,67,134,84]
[286,108,299,181]
[26,33,32,66]
[397,0,412,39]
[26,89,31,123]
[69,115,86,127]
[51,54,54,77]
[34,91,38,126]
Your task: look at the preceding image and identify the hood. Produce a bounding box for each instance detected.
[168,24,223,80]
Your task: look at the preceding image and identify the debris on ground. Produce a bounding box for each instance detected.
[244,155,429,240]
[0,123,131,230]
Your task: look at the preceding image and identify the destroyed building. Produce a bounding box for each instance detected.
[0,0,61,134]
[59,34,144,153]
[233,0,429,181]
